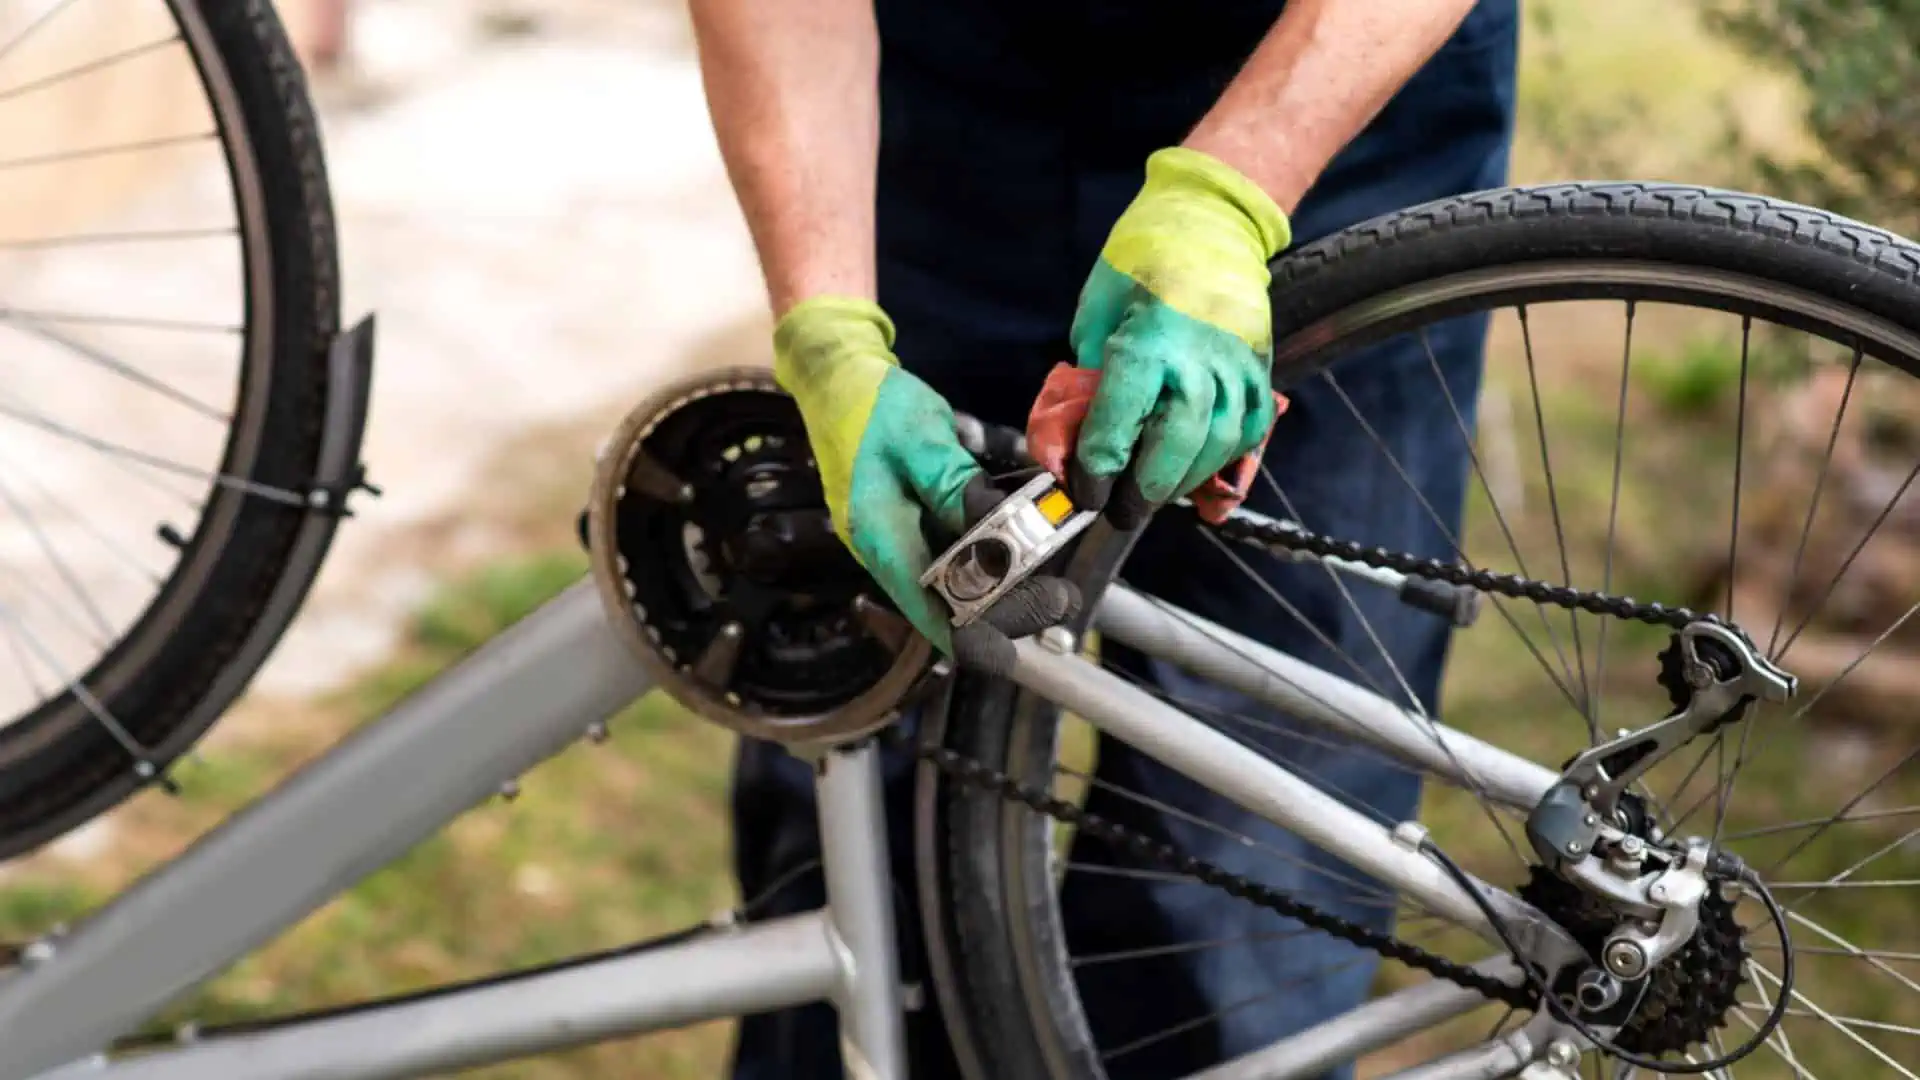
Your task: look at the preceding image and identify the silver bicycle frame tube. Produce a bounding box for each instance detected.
[33,914,843,1080]
[1093,585,1559,811]
[1191,958,1521,1080]
[1007,634,1575,956]
[0,582,1563,1080]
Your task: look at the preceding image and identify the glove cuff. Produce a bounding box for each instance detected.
[772,297,899,394]
[1145,147,1293,260]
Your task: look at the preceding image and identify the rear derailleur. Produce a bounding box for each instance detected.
[1521,621,1796,1053]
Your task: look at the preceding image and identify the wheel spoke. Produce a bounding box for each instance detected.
[1256,470,1432,719]
[1748,942,1920,963]
[1747,963,1918,1079]
[1734,1006,1920,1039]
[0,131,217,175]
[1097,961,1372,1065]
[0,35,180,107]
[1418,324,1586,707]
[1315,364,1589,723]
[7,311,231,422]
[1736,957,1816,1080]
[1590,302,1637,738]
[0,600,149,762]
[1097,589,1508,905]
[0,392,307,508]
[1767,878,1920,891]
[1054,756,1423,913]
[1780,908,1920,998]
[0,300,237,335]
[1725,805,1920,842]
[1516,305,1594,720]
[0,226,234,253]
[0,469,112,639]
[1723,316,1752,624]
[1071,927,1319,968]
[1190,530,1408,711]
[0,0,78,69]
[1767,346,1863,657]
[1774,455,1920,664]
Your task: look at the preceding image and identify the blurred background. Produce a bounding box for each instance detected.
[0,1,1916,1077]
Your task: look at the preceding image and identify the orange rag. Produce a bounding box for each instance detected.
[1025,363,1288,525]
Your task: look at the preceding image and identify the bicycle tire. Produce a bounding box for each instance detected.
[0,0,344,861]
[919,183,1920,1078]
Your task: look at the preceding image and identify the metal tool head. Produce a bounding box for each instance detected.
[921,471,1098,628]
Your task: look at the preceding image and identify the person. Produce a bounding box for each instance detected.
[687,1,1518,1076]
[294,0,351,73]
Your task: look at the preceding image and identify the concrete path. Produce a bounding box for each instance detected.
[259,0,766,693]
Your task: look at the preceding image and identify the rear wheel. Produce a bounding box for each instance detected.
[924,185,1920,1078]
[0,0,350,860]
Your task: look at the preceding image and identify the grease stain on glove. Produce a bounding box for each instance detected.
[774,297,981,656]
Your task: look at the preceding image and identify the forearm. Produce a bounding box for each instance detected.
[688,0,879,316]
[1184,0,1479,215]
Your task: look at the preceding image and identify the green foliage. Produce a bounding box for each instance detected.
[1634,332,1808,416]
[0,880,96,934]
[1701,0,1920,232]
[412,551,589,655]
[1638,337,1744,415]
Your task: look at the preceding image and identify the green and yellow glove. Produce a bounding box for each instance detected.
[1068,147,1292,528]
[775,297,1077,673]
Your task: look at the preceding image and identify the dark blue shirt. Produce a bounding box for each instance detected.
[870,0,1520,353]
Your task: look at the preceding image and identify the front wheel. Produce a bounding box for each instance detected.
[0,0,355,861]
[923,185,1920,1078]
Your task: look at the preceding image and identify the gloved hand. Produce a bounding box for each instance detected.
[775,297,1079,674]
[1068,147,1292,529]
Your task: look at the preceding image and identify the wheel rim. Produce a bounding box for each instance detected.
[978,261,1920,1079]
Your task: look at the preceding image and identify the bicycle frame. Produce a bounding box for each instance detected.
[0,579,1584,1080]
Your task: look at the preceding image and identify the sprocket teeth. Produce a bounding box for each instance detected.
[1520,864,1748,1056]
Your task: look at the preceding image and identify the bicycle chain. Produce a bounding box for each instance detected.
[887,729,1538,1009]
[896,505,1731,1012]
[1205,506,1716,633]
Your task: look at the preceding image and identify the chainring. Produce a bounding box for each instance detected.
[585,368,937,745]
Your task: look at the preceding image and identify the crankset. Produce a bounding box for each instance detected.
[583,368,941,746]
[586,369,1797,1068]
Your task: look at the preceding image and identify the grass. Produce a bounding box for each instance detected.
[1515,0,1813,186]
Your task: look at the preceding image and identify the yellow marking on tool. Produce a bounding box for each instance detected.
[1036,488,1076,526]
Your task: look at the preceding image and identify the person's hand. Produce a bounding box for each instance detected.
[1067,147,1293,529]
[775,298,1079,674]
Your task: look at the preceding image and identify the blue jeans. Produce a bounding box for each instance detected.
[728,8,1518,1078]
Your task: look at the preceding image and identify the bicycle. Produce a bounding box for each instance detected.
[1,3,1917,1078]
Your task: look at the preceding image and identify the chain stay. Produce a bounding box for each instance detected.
[891,732,1535,1010]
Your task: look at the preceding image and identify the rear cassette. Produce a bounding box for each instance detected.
[585,368,937,745]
